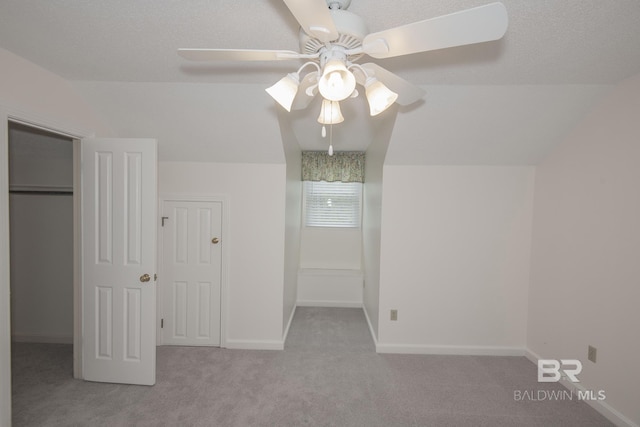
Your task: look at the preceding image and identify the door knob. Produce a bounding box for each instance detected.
[140,273,151,283]
[211,237,220,244]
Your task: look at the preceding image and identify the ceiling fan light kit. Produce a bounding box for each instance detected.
[265,61,321,112]
[178,0,508,152]
[364,77,399,116]
[317,99,344,125]
[265,73,300,112]
[318,59,357,102]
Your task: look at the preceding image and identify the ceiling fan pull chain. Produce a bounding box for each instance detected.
[328,121,334,156]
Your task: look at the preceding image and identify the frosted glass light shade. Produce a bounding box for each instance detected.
[265,73,300,112]
[365,78,398,116]
[317,99,344,124]
[318,60,356,102]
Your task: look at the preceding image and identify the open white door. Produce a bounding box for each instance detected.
[81,138,157,385]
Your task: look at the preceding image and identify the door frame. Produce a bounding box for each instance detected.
[0,107,92,424]
[158,194,229,348]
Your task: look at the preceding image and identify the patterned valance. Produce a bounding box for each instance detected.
[301,151,365,183]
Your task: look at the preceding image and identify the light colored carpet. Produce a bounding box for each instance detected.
[11,307,613,426]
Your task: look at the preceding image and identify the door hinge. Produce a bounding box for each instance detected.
[161,319,164,329]
[161,216,169,227]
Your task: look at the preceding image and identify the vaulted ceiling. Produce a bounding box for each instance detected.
[1,0,639,164]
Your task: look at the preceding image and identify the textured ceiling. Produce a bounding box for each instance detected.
[1,1,640,163]
[1,0,639,84]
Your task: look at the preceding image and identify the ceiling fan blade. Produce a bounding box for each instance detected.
[282,0,339,43]
[362,2,508,59]
[178,48,302,61]
[291,72,319,111]
[361,63,425,106]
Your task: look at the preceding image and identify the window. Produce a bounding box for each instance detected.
[303,181,362,228]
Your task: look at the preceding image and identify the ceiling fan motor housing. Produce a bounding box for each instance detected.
[299,9,368,62]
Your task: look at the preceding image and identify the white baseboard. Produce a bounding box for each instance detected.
[297,300,362,308]
[524,348,541,363]
[283,305,297,343]
[376,343,525,356]
[12,334,73,344]
[225,339,284,351]
[525,348,638,427]
[362,304,378,346]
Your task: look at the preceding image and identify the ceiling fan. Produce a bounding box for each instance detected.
[178,0,508,124]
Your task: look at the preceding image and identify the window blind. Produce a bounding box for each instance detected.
[303,181,362,227]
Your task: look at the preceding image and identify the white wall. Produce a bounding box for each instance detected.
[9,124,74,343]
[362,164,383,338]
[377,166,535,354]
[158,162,287,348]
[528,73,640,426]
[299,227,361,270]
[279,108,302,337]
[386,85,610,165]
[74,81,285,163]
[362,109,396,340]
[282,172,300,333]
[0,47,109,427]
[0,48,110,136]
[297,269,363,307]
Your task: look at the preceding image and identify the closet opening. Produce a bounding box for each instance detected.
[8,121,76,404]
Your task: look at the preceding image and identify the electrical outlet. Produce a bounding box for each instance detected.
[390,309,398,321]
[588,345,597,363]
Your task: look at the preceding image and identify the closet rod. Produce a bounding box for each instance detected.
[9,190,73,195]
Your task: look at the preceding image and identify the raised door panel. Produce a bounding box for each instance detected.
[162,200,222,346]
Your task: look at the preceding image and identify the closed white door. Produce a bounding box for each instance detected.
[161,200,222,346]
[81,138,157,385]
